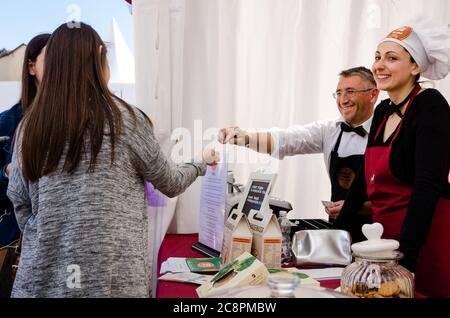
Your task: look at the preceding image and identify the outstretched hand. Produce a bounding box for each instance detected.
[202,149,220,166]
[217,127,248,146]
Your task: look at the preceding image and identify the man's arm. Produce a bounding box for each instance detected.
[217,127,272,154]
[218,121,330,159]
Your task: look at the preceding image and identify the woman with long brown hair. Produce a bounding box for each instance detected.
[0,33,50,298]
[7,22,216,297]
[0,33,50,248]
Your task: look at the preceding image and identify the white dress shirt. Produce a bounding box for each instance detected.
[269,116,373,177]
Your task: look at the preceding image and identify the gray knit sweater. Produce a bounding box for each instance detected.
[7,104,206,298]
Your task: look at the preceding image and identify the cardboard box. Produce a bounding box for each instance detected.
[220,209,253,265]
[248,208,282,269]
[196,252,269,298]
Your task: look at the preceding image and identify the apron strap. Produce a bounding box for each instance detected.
[333,127,345,153]
[374,85,422,143]
[391,85,422,142]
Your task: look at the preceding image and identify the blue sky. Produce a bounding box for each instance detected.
[0,0,133,51]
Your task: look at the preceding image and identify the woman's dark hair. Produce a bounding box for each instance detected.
[20,22,137,182]
[20,33,51,113]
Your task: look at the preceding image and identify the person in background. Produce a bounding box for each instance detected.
[218,67,378,235]
[336,18,450,298]
[7,22,218,298]
[0,33,50,248]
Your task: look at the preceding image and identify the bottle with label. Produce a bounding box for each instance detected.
[278,211,292,264]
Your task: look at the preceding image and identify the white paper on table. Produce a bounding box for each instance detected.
[298,267,344,281]
[198,155,227,252]
[160,257,190,274]
[158,272,214,285]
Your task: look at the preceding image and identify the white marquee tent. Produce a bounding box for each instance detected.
[104,18,137,106]
[104,17,135,84]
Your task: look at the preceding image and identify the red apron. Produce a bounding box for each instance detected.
[365,86,450,298]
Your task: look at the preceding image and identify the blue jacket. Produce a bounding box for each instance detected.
[0,102,22,246]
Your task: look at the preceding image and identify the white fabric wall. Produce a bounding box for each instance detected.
[133,0,450,233]
[133,0,180,296]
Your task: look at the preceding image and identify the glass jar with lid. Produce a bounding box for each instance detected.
[340,223,414,298]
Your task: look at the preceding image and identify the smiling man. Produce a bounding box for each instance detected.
[218,67,379,222]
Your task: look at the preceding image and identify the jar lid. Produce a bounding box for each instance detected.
[351,223,400,258]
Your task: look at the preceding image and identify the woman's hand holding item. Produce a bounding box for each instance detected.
[202,149,220,166]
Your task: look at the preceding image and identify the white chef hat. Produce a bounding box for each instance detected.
[380,17,450,80]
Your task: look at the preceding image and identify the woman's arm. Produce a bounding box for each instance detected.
[399,94,449,271]
[128,110,207,198]
[6,137,32,231]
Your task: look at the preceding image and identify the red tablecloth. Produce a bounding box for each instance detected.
[156,234,340,298]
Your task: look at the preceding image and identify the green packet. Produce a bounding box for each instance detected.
[267,268,321,286]
[185,257,222,273]
[268,268,309,279]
